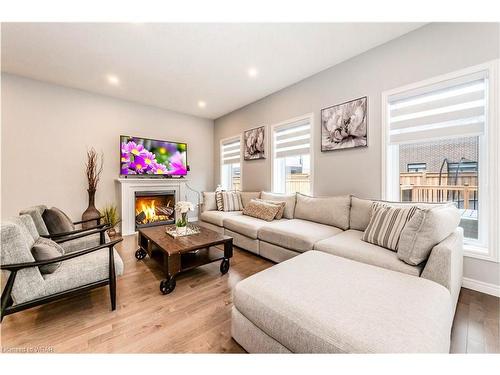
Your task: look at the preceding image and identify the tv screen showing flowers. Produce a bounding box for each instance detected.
[120,136,187,176]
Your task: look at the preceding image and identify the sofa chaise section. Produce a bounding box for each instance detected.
[232,251,453,353]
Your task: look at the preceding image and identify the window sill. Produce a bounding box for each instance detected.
[463,244,498,263]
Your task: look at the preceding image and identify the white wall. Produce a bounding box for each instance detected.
[1,74,214,221]
[214,23,500,288]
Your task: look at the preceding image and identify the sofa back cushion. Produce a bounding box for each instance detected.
[398,204,460,265]
[261,192,296,219]
[242,199,281,222]
[294,193,351,230]
[350,196,373,231]
[42,207,75,235]
[362,202,418,251]
[202,192,217,212]
[238,192,261,208]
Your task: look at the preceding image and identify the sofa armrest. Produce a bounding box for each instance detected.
[421,228,463,309]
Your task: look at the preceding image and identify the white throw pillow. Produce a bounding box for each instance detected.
[202,192,217,211]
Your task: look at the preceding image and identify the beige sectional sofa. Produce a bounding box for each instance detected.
[200,191,463,353]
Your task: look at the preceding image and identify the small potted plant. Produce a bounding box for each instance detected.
[175,201,194,235]
[100,204,121,237]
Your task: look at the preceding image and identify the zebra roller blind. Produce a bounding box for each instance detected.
[221,138,241,165]
[388,70,487,144]
[274,118,311,158]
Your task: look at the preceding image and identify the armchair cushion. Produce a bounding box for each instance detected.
[42,207,75,235]
[30,237,65,274]
[60,231,111,254]
[42,248,124,299]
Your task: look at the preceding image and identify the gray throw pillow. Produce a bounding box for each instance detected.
[42,207,75,235]
[397,204,460,265]
[31,237,65,274]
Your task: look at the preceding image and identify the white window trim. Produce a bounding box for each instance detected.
[381,60,499,263]
[270,113,315,195]
[220,134,243,191]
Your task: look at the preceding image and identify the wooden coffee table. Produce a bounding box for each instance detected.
[135,223,233,295]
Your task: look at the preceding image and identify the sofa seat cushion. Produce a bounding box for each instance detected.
[314,230,422,276]
[224,215,285,239]
[258,219,342,252]
[233,251,452,353]
[200,210,242,227]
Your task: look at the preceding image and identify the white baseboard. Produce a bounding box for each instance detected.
[462,277,500,297]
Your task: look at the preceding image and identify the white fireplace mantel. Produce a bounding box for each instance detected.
[116,177,189,235]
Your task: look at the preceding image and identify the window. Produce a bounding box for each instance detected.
[383,61,499,261]
[220,136,241,191]
[407,163,427,172]
[272,114,313,195]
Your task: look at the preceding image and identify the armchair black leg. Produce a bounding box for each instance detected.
[109,247,116,311]
[1,271,17,322]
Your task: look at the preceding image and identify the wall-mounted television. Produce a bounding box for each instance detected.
[120,135,188,176]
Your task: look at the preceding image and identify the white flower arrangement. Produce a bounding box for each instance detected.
[175,201,194,214]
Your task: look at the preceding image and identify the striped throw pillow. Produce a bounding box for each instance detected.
[215,191,224,211]
[220,191,243,212]
[362,202,418,251]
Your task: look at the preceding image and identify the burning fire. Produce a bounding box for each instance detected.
[140,200,157,222]
[135,197,174,225]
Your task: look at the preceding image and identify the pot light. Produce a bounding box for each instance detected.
[198,100,207,108]
[106,74,120,86]
[248,67,258,78]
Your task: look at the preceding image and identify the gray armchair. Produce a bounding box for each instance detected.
[1,215,123,320]
[19,205,111,253]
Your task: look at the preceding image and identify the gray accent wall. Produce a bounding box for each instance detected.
[1,74,214,221]
[214,23,500,287]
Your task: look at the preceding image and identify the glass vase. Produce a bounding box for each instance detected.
[176,211,188,235]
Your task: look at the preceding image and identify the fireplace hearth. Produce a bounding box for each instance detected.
[135,190,175,230]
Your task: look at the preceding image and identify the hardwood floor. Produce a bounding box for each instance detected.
[1,234,499,353]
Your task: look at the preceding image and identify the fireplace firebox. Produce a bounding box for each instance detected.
[135,190,175,230]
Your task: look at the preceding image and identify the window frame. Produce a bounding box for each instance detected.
[381,60,499,263]
[270,113,314,195]
[220,134,243,191]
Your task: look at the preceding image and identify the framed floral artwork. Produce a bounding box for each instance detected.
[321,96,368,151]
[243,126,266,160]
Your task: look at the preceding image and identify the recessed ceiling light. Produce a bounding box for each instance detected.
[106,74,120,86]
[198,100,207,108]
[248,67,258,78]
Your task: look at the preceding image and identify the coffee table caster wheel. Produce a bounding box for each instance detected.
[220,258,230,275]
[160,277,176,295]
[135,248,147,260]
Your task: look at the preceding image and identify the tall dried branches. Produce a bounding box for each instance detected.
[85,148,104,192]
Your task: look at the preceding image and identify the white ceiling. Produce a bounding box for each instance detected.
[1,23,424,119]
